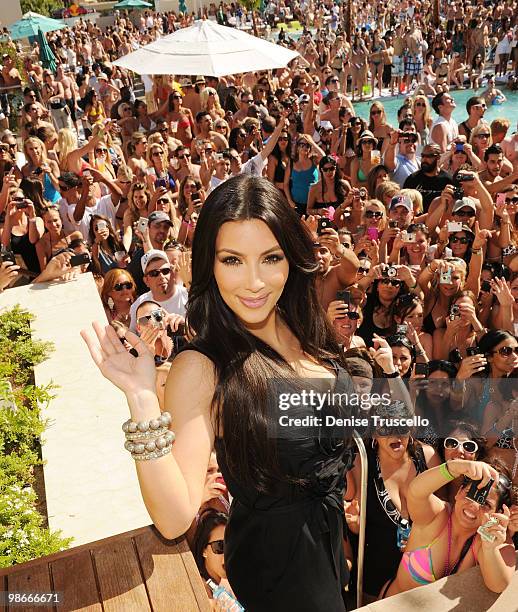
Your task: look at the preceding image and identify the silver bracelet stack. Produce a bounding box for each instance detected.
[122,412,175,461]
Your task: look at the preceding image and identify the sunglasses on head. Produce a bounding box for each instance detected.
[146,267,172,278]
[365,210,383,219]
[444,437,478,454]
[491,345,518,357]
[207,539,224,555]
[379,278,402,287]
[449,236,470,244]
[114,281,132,291]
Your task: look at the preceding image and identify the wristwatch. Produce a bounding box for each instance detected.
[383,370,400,378]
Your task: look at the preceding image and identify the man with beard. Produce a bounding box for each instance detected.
[314,228,360,310]
[127,211,176,295]
[129,250,187,332]
[479,144,518,195]
[384,129,419,186]
[403,144,453,212]
[458,96,487,141]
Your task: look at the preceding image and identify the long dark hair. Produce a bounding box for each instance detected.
[318,155,348,204]
[187,175,345,493]
[192,509,228,581]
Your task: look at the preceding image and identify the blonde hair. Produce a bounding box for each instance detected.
[469,121,492,150]
[24,137,48,163]
[146,143,168,169]
[199,87,223,116]
[57,128,78,169]
[412,95,432,128]
[361,198,387,230]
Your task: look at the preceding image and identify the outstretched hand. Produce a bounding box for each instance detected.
[80,322,157,396]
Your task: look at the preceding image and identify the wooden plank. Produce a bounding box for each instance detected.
[1,575,6,612]
[134,528,208,612]
[176,538,211,612]
[6,564,53,612]
[50,551,102,612]
[92,538,150,612]
[0,526,173,577]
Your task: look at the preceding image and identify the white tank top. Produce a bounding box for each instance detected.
[429,115,459,146]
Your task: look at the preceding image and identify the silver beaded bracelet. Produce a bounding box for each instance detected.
[122,412,175,460]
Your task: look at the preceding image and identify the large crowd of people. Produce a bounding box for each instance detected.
[1,1,518,609]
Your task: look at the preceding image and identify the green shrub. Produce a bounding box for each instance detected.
[0,305,70,567]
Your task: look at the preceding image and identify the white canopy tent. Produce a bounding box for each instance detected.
[113,19,299,77]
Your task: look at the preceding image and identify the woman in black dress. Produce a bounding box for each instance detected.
[82,176,405,611]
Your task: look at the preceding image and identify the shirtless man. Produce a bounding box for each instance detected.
[391,24,407,95]
[190,112,228,161]
[0,54,21,129]
[313,228,360,311]
[405,23,424,88]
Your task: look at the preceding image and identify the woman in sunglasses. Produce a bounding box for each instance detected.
[177,176,205,247]
[267,129,292,196]
[350,130,380,188]
[306,155,350,217]
[331,113,366,176]
[346,401,439,603]
[283,134,324,216]
[455,330,518,426]
[89,214,126,275]
[368,102,392,152]
[412,96,433,145]
[357,263,413,347]
[101,268,137,327]
[327,299,366,350]
[381,457,515,599]
[145,144,177,195]
[192,509,230,597]
[469,122,493,160]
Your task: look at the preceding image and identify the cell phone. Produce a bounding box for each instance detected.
[455,143,464,153]
[317,217,332,235]
[447,221,463,233]
[96,220,108,231]
[70,253,91,267]
[466,346,481,356]
[336,290,351,304]
[440,268,452,284]
[481,280,491,292]
[366,227,379,241]
[388,220,398,229]
[465,478,494,506]
[137,217,149,233]
[415,363,429,376]
[397,324,408,335]
[155,178,168,189]
[496,193,506,206]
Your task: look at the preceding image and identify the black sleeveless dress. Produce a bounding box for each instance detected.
[189,346,356,611]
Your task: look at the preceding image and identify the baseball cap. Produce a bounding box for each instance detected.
[389,195,413,211]
[148,211,174,226]
[141,249,169,273]
[98,73,108,81]
[298,93,310,103]
[452,196,477,213]
[319,120,334,131]
[179,77,193,88]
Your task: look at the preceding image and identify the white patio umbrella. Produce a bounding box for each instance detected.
[113,19,298,77]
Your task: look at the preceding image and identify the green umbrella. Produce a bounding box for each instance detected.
[8,12,66,41]
[113,0,153,8]
[37,28,57,74]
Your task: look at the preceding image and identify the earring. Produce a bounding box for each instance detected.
[107,297,114,309]
[371,439,378,450]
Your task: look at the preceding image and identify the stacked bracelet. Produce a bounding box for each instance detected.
[122,412,175,460]
[439,462,455,482]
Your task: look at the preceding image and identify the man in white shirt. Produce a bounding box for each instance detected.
[129,250,188,332]
[430,92,459,153]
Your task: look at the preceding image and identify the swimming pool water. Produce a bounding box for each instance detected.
[352,89,518,131]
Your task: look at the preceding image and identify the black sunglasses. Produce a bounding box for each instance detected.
[365,210,383,219]
[491,346,518,357]
[449,236,470,244]
[322,166,336,172]
[114,281,132,291]
[207,539,224,554]
[156,197,169,204]
[505,197,518,204]
[146,267,172,277]
[379,278,402,287]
